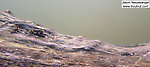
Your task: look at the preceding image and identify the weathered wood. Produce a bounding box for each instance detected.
[0,10,150,67]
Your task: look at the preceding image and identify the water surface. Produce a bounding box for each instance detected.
[0,0,150,45]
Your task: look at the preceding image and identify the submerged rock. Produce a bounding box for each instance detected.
[0,10,150,67]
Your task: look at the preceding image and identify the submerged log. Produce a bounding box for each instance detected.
[0,10,150,67]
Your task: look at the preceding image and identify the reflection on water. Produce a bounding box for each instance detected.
[0,0,150,45]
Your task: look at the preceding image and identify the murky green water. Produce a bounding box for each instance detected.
[0,0,150,45]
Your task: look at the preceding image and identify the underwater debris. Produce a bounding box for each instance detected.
[1,10,150,67]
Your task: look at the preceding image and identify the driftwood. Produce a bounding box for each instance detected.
[0,10,150,67]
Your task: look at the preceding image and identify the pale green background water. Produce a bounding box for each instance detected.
[0,0,150,45]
